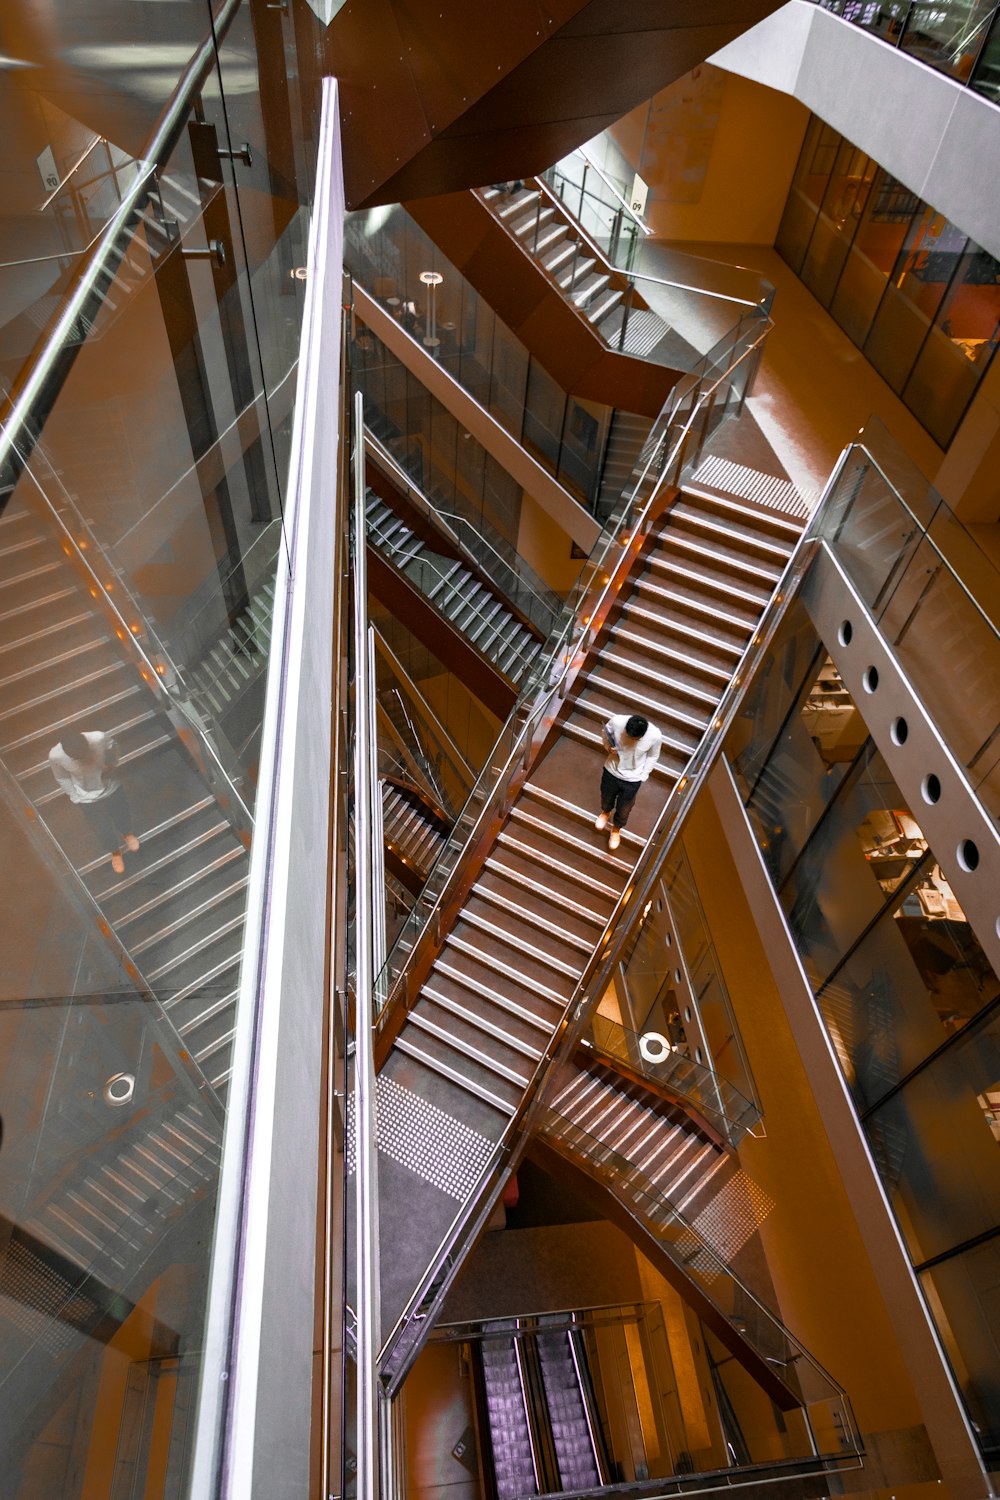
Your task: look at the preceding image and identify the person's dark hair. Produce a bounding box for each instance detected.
[625,715,648,738]
[60,729,90,761]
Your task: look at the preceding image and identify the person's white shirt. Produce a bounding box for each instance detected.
[48,732,119,804]
[602,715,661,783]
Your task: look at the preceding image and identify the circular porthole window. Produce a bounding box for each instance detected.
[957,839,980,873]
[921,774,941,804]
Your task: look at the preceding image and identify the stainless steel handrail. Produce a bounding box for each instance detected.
[375,320,773,1375]
[0,0,245,510]
[575,145,653,236]
[352,390,384,1500]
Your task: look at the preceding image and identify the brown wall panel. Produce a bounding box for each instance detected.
[408,191,679,416]
[330,0,783,207]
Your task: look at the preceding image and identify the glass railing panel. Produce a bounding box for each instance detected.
[583,1012,758,1141]
[0,7,330,1495]
[809,418,1000,822]
[811,0,1000,99]
[345,202,615,510]
[541,1107,859,1456]
[544,148,774,306]
[971,6,1000,98]
[899,0,998,80]
[358,344,563,639]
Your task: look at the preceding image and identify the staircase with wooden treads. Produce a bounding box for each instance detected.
[562,487,800,783]
[369,485,802,1379]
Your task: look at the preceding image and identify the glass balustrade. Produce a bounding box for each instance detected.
[486,159,773,371]
[809,417,1000,821]
[0,2,330,1493]
[582,1011,759,1144]
[539,1106,860,1466]
[814,0,1000,99]
[345,203,619,512]
[365,425,562,645]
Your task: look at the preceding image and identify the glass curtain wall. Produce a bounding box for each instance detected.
[725,591,1000,1463]
[776,115,1000,447]
[0,2,323,1494]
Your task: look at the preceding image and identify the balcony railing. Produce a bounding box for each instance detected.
[811,0,1000,106]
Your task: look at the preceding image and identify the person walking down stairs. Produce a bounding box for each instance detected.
[48,727,141,876]
[594,713,661,851]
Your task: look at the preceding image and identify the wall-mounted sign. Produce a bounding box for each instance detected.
[629,172,648,219]
[36,145,59,194]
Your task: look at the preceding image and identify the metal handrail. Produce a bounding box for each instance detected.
[575,145,654,236]
[0,0,245,511]
[374,319,773,1377]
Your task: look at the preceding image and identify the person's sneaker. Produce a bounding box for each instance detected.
[608,828,621,851]
[124,833,141,853]
[111,851,125,875]
[594,811,609,831]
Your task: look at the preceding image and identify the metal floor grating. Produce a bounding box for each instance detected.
[691,454,810,518]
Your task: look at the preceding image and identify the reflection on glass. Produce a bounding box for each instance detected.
[971,6,1000,98]
[725,563,1000,1462]
[900,0,999,79]
[920,1242,1000,1462]
[776,114,999,445]
[344,204,615,511]
[0,0,323,1490]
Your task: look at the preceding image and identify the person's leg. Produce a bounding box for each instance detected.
[105,786,140,852]
[607,779,640,848]
[612,780,640,828]
[595,768,620,829]
[81,799,124,869]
